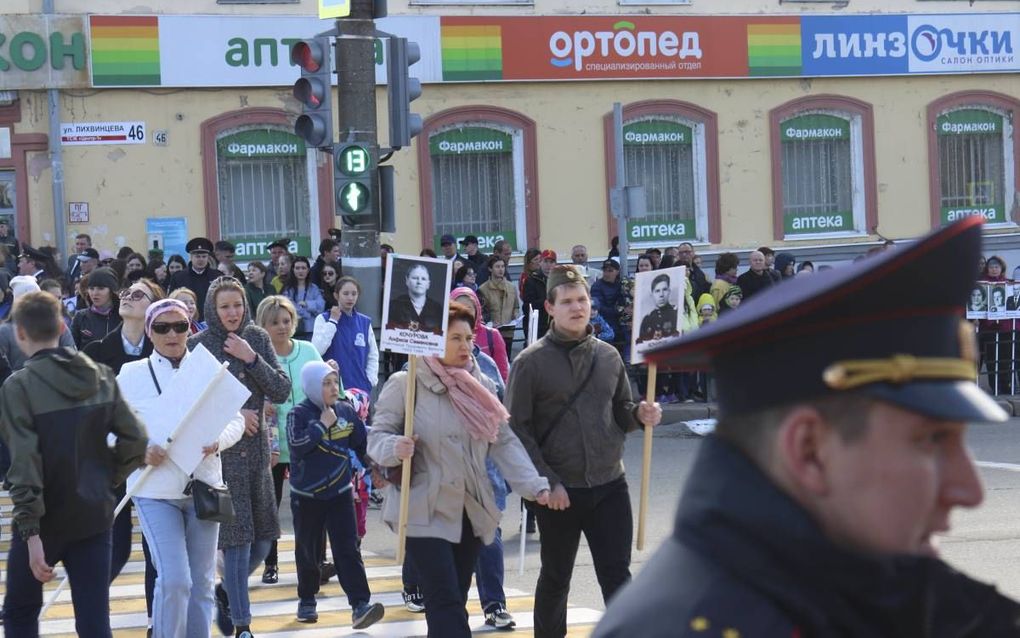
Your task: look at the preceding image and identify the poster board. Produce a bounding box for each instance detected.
[967,283,988,320]
[131,344,251,475]
[988,283,1009,320]
[380,254,452,357]
[631,265,687,365]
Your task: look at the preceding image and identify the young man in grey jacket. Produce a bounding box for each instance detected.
[505,265,661,638]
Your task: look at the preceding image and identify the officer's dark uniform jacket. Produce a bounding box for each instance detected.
[637,304,679,343]
[167,265,218,321]
[595,435,1020,638]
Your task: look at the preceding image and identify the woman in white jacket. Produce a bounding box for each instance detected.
[117,299,246,638]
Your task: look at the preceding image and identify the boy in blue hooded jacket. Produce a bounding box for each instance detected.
[287,361,384,629]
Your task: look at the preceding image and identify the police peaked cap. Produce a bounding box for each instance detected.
[185,237,215,254]
[645,217,1006,423]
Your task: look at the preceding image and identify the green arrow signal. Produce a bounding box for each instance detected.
[338,182,369,214]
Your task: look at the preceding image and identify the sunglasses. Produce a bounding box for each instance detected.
[119,289,152,302]
[150,321,190,335]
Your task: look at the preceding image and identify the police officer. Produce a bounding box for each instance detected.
[167,237,218,321]
[595,217,1020,637]
[637,273,678,344]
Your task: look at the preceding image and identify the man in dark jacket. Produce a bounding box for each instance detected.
[507,265,662,638]
[677,242,710,300]
[167,237,218,321]
[461,235,489,285]
[309,237,342,290]
[522,250,556,340]
[735,250,775,300]
[595,217,1020,637]
[0,291,147,636]
[0,217,21,275]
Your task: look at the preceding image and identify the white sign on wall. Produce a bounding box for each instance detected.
[0,128,10,159]
[60,121,146,146]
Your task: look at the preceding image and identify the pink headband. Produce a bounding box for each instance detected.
[145,299,190,337]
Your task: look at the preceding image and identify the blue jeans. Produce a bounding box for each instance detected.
[222,539,272,626]
[134,497,219,638]
[474,527,506,613]
[4,529,112,638]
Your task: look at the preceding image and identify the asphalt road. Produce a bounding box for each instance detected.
[345,417,1020,618]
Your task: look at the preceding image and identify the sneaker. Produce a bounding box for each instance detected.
[296,599,318,623]
[402,589,426,613]
[215,584,233,636]
[352,601,385,629]
[261,564,278,584]
[235,626,253,638]
[319,562,336,585]
[485,605,517,630]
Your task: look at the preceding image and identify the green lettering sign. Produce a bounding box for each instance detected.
[429,127,512,156]
[784,211,853,235]
[940,205,1006,225]
[623,120,693,146]
[233,235,311,263]
[937,109,1003,136]
[781,114,850,142]
[218,129,306,158]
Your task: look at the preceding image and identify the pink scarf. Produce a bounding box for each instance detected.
[422,356,508,443]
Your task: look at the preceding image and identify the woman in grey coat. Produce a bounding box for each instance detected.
[188,276,290,638]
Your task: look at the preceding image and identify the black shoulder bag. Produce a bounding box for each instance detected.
[537,353,598,448]
[148,359,235,524]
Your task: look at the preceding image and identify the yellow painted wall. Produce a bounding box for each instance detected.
[11,70,1018,257]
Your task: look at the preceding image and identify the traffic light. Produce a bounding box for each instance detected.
[387,37,422,150]
[334,143,375,216]
[292,37,334,150]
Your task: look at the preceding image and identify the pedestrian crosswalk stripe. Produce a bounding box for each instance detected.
[0,495,603,636]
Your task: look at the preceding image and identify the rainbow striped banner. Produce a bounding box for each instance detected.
[90,16,161,87]
[441,24,502,82]
[747,22,802,77]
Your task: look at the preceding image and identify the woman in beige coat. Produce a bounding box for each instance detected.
[368,302,549,638]
[477,255,521,355]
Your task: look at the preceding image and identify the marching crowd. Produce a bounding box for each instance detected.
[3,220,1000,638]
[0,227,668,638]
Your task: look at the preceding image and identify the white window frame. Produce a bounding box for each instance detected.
[780,109,866,241]
[215,125,314,250]
[938,106,1015,229]
[429,122,527,252]
[625,115,709,250]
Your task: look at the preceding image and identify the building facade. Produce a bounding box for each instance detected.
[1,0,1018,264]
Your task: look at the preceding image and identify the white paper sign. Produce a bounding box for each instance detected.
[987,282,1009,321]
[60,121,146,146]
[141,344,251,475]
[380,254,452,357]
[631,265,687,365]
[966,284,988,320]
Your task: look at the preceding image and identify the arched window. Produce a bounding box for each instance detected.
[201,108,333,262]
[417,106,539,252]
[927,92,1019,228]
[770,95,877,240]
[603,100,720,246]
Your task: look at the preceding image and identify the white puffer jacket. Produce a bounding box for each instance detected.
[117,351,246,500]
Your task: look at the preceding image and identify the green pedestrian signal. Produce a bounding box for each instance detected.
[333,142,375,218]
[338,181,370,214]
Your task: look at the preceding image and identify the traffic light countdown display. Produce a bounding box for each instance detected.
[335,143,375,216]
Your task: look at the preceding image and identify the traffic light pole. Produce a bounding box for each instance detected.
[335,0,383,323]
